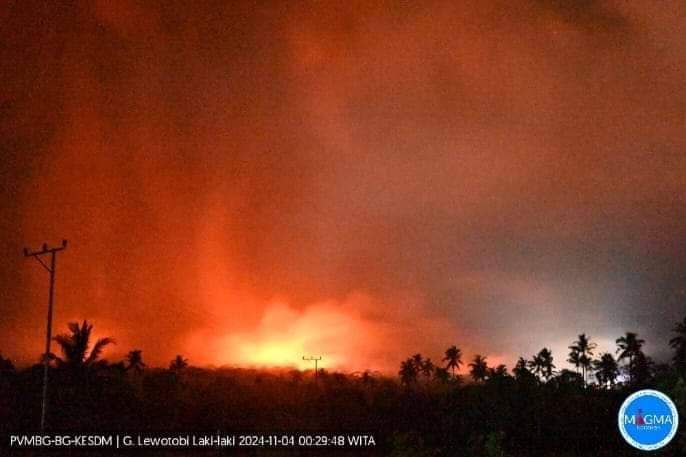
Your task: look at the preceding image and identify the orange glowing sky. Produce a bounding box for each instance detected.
[1,1,685,372]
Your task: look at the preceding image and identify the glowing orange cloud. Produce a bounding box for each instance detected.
[223,301,380,370]
[186,296,390,372]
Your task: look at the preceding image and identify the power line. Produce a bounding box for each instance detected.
[302,355,322,378]
[24,239,67,432]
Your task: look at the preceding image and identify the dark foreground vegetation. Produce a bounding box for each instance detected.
[1,319,685,456]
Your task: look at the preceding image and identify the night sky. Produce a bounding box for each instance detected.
[1,1,685,372]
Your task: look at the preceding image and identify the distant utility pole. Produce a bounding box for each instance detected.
[302,355,322,378]
[24,240,67,432]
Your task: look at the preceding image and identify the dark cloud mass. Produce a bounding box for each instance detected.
[1,1,685,370]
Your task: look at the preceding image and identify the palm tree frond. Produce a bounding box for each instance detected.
[86,337,115,366]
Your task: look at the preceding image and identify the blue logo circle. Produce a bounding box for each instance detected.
[618,389,679,451]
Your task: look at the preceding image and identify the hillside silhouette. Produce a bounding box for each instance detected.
[1,318,685,456]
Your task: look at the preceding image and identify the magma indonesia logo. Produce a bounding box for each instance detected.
[618,389,679,451]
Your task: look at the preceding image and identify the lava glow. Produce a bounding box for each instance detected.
[3,1,685,372]
[184,201,459,373]
[239,341,309,370]
[214,302,370,371]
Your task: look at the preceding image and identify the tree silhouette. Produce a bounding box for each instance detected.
[169,355,188,372]
[670,317,686,374]
[419,358,435,379]
[567,349,580,374]
[109,361,127,376]
[528,354,543,380]
[631,351,653,385]
[0,354,15,377]
[488,364,509,380]
[529,348,555,382]
[52,321,114,372]
[615,332,645,383]
[125,349,146,374]
[555,369,583,387]
[443,345,463,378]
[568,334,596,387]
[469,355,488,382]
[2,313,686,456]
[433,367,451,384]
[593,353,619,387]
[513,357,534,382]
[399,358,418,386]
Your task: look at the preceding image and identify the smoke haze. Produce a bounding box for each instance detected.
[1,1,685,371]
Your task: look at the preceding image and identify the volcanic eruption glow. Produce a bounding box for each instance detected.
[2,1,685,372]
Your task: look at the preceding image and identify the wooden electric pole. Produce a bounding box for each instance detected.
[24,239,67,432]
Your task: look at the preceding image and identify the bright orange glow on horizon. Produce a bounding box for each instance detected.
[192,300,380,372]
[4,1,684,375]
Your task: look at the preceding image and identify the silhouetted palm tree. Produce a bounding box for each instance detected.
[469,355,488,382]
[567,349,580,374]
[529,348,555,382]
[529,354,543,380]
[169,355,188,371]
[125,349,146,374]
[53,321,114,372]
[669,317,686,373]
[616,332,645,383]
[419,358,435,378]
[632,351,654,385]
[443,345,463,378]
[568,334,596,387]
[488,364,508,379]
[399,358,418,386]
[593,353,619,387]
[513,357,534,381]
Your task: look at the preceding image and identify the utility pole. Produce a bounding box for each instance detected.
[24,239,67,432]
[302,355,322,378]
